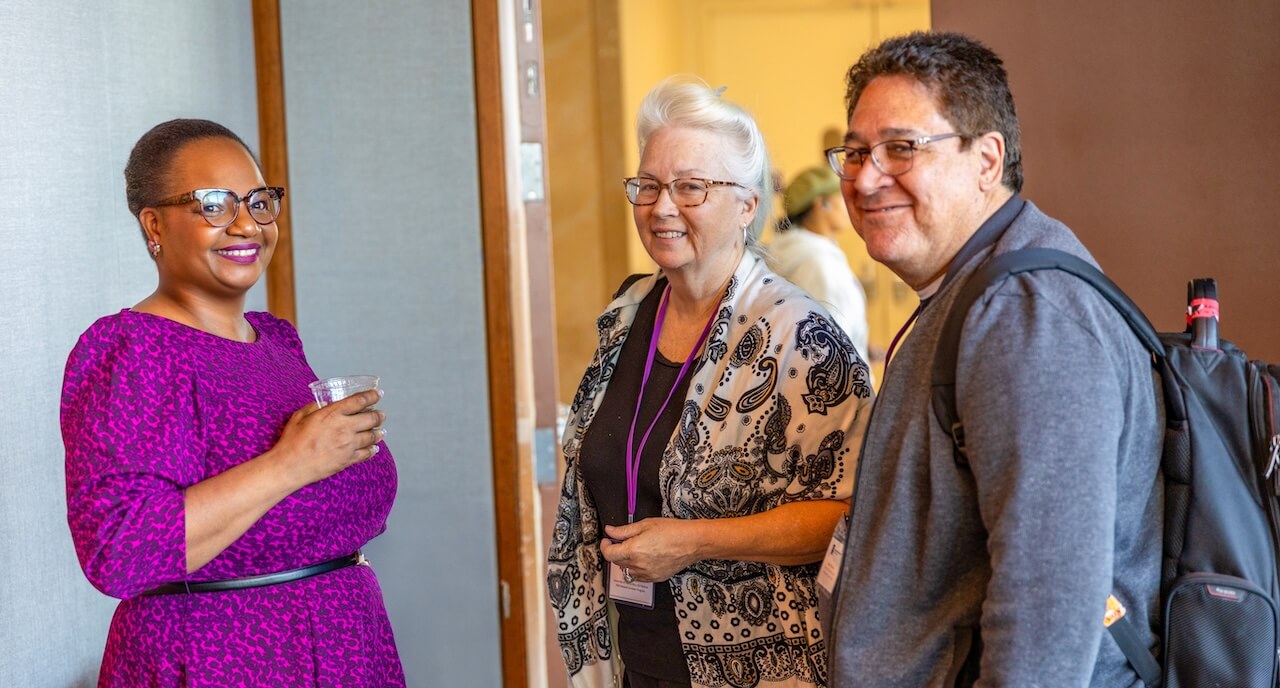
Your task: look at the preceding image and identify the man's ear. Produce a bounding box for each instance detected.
[975,131,1006,192]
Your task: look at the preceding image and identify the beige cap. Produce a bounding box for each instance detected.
[783,166,841,218]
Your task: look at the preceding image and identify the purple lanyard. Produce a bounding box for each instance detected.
[883,303,923,370]
[625,285,719,522]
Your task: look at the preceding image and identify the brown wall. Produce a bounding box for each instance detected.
[932,0,1280,358]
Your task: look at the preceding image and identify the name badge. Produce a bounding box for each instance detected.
[817,514,849,597]
[609,563,655,609]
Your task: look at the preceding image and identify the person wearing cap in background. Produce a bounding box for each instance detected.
[769,166,871,367]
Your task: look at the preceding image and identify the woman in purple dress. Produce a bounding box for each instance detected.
[60,119,404,686]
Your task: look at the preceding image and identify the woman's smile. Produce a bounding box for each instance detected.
[215,243,261,263]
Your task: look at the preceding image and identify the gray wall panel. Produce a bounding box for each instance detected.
[279,2,503,685]
[0,1,260,685]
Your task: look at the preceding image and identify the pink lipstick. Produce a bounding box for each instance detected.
[215,244,261,264]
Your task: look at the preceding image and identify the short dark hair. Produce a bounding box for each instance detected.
[124,119,256,219]
[844,31,1023,192]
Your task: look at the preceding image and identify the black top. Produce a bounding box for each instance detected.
[579,279,693,683]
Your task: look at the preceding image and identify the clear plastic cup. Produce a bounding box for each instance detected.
[309,375,380,407]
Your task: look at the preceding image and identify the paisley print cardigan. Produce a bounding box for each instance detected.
[548,253,873,688]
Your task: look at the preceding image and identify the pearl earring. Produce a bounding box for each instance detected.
[149,242,161,257]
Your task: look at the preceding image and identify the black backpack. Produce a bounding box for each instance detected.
[932,247,1280,687]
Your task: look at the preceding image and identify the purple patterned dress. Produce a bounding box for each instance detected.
[61,310,405,687]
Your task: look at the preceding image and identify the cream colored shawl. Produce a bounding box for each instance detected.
[548,252,873,687]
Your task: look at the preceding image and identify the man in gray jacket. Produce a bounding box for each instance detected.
[823,32,1162,686]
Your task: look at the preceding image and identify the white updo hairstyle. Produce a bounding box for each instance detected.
[635,76,774,258]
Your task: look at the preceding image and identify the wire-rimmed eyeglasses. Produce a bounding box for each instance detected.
[622,177,746,207]
[152,186,286,228]
[825,133,963,179]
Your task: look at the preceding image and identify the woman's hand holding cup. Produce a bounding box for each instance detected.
[273,376,387,487]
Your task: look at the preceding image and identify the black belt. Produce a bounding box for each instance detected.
[142,552,366,595]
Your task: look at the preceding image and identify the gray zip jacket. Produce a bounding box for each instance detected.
[827,198,1162,687]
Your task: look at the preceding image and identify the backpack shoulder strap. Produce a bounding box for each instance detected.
[930,247,1162,461]
[930,247,1167,686]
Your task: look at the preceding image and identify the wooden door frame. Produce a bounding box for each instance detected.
[472,1,533,687]
[251,0,296,323]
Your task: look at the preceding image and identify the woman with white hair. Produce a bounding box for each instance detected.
[547,77,873,687]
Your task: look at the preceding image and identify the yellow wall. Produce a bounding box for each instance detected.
[615,0,688,278]
[546,1,930,400]
[615,0,931,384]
[543,0,634,403]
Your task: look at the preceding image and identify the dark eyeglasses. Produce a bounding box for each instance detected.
[622,177,746,207]
[152,186,286,228]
